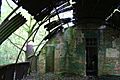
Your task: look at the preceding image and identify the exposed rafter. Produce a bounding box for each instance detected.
[0,13,27,45]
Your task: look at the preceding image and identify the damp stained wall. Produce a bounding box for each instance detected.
[38,24,120,76]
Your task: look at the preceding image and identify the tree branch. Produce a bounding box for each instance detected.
[16,17,49,63]
[13,33,26,40]
[8,38,26,52]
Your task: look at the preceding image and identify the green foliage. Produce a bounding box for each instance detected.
[0,0,46,65]
[0,40,25,65]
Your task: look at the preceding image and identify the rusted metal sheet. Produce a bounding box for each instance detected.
[0,62,30,80]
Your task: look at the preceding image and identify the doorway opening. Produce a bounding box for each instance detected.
[85,38,98,76]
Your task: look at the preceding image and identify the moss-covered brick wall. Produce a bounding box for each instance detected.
[39,27,86,76]
[38,24,120,76]
[98,28,120,76]
[61,27,85,76]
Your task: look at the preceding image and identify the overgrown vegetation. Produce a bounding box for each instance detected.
[0,0,46,65]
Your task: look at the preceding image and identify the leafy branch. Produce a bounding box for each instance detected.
[13,33,26,40]
[8,38,26,52]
